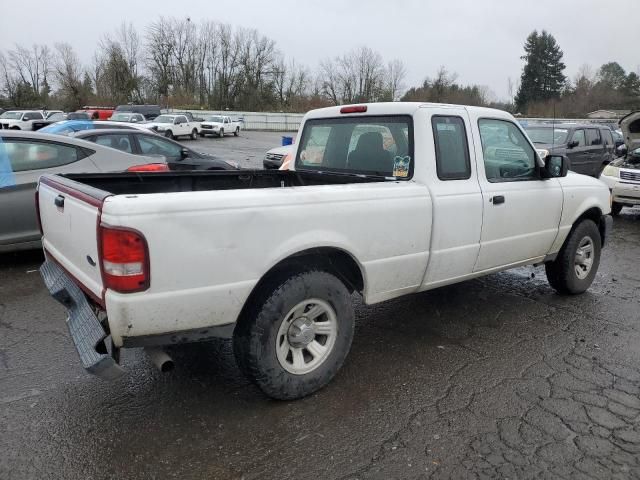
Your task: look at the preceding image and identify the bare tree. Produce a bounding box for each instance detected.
[386,59,406,101]
[53,43,89,109]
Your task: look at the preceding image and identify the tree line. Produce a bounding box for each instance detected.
[0,17,408,112]
[512,30,640,117]
[1,19,638,117]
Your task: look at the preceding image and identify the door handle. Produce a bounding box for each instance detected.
[491,195,505,205]
[54,195,65,208]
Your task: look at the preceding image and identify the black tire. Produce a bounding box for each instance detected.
[234,127,239,136]
[611,202,623,216]
[545,219,601,295]
[190,129,197,140]
[164,130,174,139]
[233,270,354,400]
[219,129,224,138]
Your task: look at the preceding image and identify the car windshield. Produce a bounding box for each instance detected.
[0,112,24,119]
[47,113,66,122]
[204,115,224,122]
[40,121,94,135]
[111,113,134,121]
[524,127,569,144]
[153,115,174,123]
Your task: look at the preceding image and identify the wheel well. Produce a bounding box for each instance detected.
[234,248,364,334]
[574,207,605,244]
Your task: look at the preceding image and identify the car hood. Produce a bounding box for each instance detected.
[267,145,295,156]
[0,119,22,124]
[202,121,223,126]
[619,111,640,150]
[610,156,640,170]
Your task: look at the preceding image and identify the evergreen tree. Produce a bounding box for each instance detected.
[515,30,566,112]
[622,72,640,98]
[598,62,627,90]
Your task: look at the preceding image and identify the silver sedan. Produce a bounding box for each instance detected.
[0,130,161,253]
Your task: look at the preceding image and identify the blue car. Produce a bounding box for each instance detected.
[40,120,142,136]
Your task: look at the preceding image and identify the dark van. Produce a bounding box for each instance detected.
[114,104,162,120]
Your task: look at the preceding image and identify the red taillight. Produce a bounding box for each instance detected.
[99,226,149,293]
[340,105,367,114]
[35,189,43,234]
[127,163,169,172]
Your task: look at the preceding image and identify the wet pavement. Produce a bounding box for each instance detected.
[1,158,640,478]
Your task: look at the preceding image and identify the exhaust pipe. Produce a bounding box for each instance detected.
[145,347,174,373]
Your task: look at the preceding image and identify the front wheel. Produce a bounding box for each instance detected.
[234,127,239,136]
[190,129,198,140]
[233,270,354,400]
[219,129,224,138]
[164,130,174,139]
[545,219,601,295]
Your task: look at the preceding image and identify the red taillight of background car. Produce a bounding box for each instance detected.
[126,163,169,172]
[99,225,150,293]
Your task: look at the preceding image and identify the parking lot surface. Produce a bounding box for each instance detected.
[189,130,290,168]
[1,134,640,479]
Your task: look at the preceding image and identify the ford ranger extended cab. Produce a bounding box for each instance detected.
[37,103,612,400]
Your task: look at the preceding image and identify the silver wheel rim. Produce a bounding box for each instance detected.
[275,298,338,375]
[574,236,594,280]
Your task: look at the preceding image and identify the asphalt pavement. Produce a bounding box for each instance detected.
[1,136,640,479]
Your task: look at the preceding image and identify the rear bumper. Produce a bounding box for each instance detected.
[40,260,124,380]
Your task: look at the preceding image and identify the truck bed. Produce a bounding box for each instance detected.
[61,169,385,196]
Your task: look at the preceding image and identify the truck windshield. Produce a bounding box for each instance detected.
[0,112,24,120]
[524,126,569,144]
[295,115,413,178]
[204,116,224,122]
[153,115,174,123]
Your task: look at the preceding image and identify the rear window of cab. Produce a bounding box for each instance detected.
[295,115,414,179]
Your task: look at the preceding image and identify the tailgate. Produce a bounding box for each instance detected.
[38,176,110,302]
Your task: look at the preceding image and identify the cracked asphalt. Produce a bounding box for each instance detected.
[1,136,640,478]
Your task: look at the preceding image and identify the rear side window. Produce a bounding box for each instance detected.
[0,139,84,172]
[296,115,413,178]
[431,116,471,180]
[93,134,133,153]
[137,135,181,159]
[571,130,586,147]
[586,129,601,146]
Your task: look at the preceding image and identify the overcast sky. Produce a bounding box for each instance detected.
[1,0,638,101]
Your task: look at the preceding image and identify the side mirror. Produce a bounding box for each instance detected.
[567,140,579,149]
[180,148,189,159]
[542,154,569,178]
[617,145,628,156]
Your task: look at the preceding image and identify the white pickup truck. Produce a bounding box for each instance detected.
[199,115,241,137]
[0,110,47,130]
[37,102,612,400]
[141,114,200,140]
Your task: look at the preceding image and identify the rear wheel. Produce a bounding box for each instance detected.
[233,270,354,400]
[164,130,174,139]
[219,129,224,138]
[545,219,601,295]
[611,202,623,216]
[234,127,239,136]
[190,129,197,140]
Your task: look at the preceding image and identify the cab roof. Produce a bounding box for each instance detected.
[303,102,515,121]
